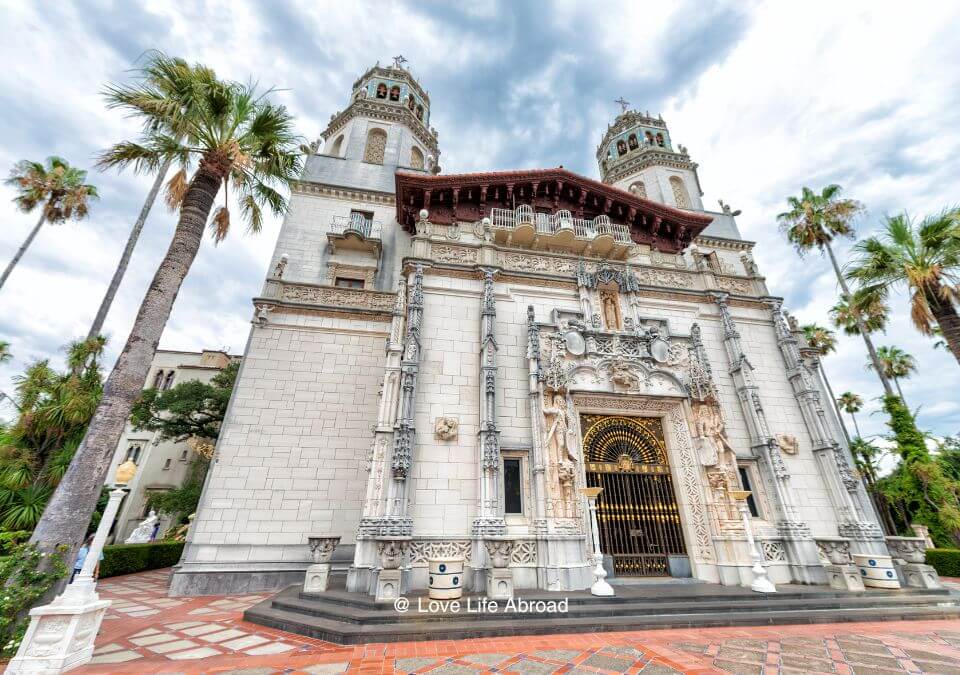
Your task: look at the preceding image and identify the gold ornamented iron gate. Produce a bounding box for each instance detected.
[581,415,686,576]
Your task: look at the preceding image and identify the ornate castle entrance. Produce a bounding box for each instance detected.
[581,415,687,576]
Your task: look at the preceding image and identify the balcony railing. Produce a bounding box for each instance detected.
[331,214,382,239]
[489,207,631,244]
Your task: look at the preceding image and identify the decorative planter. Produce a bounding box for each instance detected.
[852,553,900,589]
[428,557,464,600]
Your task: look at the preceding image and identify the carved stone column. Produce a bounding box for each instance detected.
[712,293,823,582]
[474,269,506,539]
[526,306,550,588]
[765,298,886,555]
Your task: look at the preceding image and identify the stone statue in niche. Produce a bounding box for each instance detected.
[775,433,799,455]
[692,403,736,470]
[557,460,577,518]
[543,394,576,463]
[609,361,642,392]
[434,417,459,441]
[600,290,621,330]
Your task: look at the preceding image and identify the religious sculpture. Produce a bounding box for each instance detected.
[692,403,736,470]
[125,510,159,544]
[543,394,576,462]
[601,292,620,330]
[557,461,577,518]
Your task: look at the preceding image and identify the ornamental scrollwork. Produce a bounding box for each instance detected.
[279,283,396,311]
[432,243,478,264]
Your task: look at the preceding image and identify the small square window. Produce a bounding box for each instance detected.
[179,450,189,462]
[335,277,364,289]
[162,458,172,471]
[503,458,523,514]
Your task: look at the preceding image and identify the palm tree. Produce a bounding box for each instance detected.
[799,323,851,441]
[84,54,203,342]
[869,345,917,402]
[830,290,889,336]
[847,209,960,365]
[28,53,302,576]
[837,391,864,437]
[2,157,99,291]
[778,185,894,396]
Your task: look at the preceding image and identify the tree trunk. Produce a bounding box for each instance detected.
[825,242,895,396]
[86,158,173,341]
[0,212,46,291]
[850,412,862,438]
[28,165,222,595]
[893,377,906,405]
[927,285,960,366]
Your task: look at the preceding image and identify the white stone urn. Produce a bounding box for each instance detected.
[307,535,340,564]
[484,538,514,569]
[376,538,410,570]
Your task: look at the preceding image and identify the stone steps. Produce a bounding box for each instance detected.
[243,584,960,644]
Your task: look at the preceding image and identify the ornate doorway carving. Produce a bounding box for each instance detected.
[581,414,686,576]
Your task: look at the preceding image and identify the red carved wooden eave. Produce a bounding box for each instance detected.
[394,167,713,253]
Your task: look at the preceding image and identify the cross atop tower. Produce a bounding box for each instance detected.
[392,55,408,69]
[614,97,630,113]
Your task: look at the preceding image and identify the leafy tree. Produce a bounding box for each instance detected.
[877,396,960,546]
[131,361,236,526]
[778,185,894,396]
[847,209,960,365]
[1,157,98,291]
[29,53,301,580]
[837,391,864,437]
[0,338,105,531]
[869,346,917,403]
[130,361,237,442]
[0,342,11,364]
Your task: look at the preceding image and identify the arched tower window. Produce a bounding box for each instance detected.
[375,83,387,99]
[616,140,627,156]
[628,134,639,150]
[407,94,415,110]
[669,176,690,209]
[363,128,388,164]
[415,105,424,121]
[410,146,424,170]
[644,131,654,145]
[389,85,400,101]
[629,181,647,198]
[656,132,665,147]
[163,371,175,390]
[152,370,164,388]
[329,134,344,157]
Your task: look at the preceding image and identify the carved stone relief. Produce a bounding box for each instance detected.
[431,243,478,264]
[434,417,459,440]
[408,540,472,565]
[776,433,800,455]
[279,283,395,311]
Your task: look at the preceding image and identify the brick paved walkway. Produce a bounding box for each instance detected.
[70,569,960,673]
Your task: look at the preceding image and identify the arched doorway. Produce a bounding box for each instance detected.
[581,414,686,576]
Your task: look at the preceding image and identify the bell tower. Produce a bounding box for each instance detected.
[319,58,441,172]
[596,106,702,211]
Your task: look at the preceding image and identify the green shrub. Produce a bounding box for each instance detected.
[100,541,184,579]
[0,544,68,657]
[0,531,32,556]
[926,548,960,578]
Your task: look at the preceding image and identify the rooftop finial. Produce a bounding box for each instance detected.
[392,54,408,69]
[614,96,630,113]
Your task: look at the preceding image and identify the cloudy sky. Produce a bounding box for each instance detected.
[1,1,958,453]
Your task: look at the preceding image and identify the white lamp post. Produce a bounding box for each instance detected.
[8,460,136,673]
[728,489,776,593]
[580,486,614,597]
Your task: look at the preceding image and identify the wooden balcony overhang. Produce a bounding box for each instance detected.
[395,167,712,253]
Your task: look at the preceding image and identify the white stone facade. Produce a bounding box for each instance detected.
[170,65,888,596]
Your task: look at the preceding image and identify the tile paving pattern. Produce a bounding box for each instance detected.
[57,569,960,673]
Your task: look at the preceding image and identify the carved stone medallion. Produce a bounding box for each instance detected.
[434,417,459,441]
[776,433,799,455]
